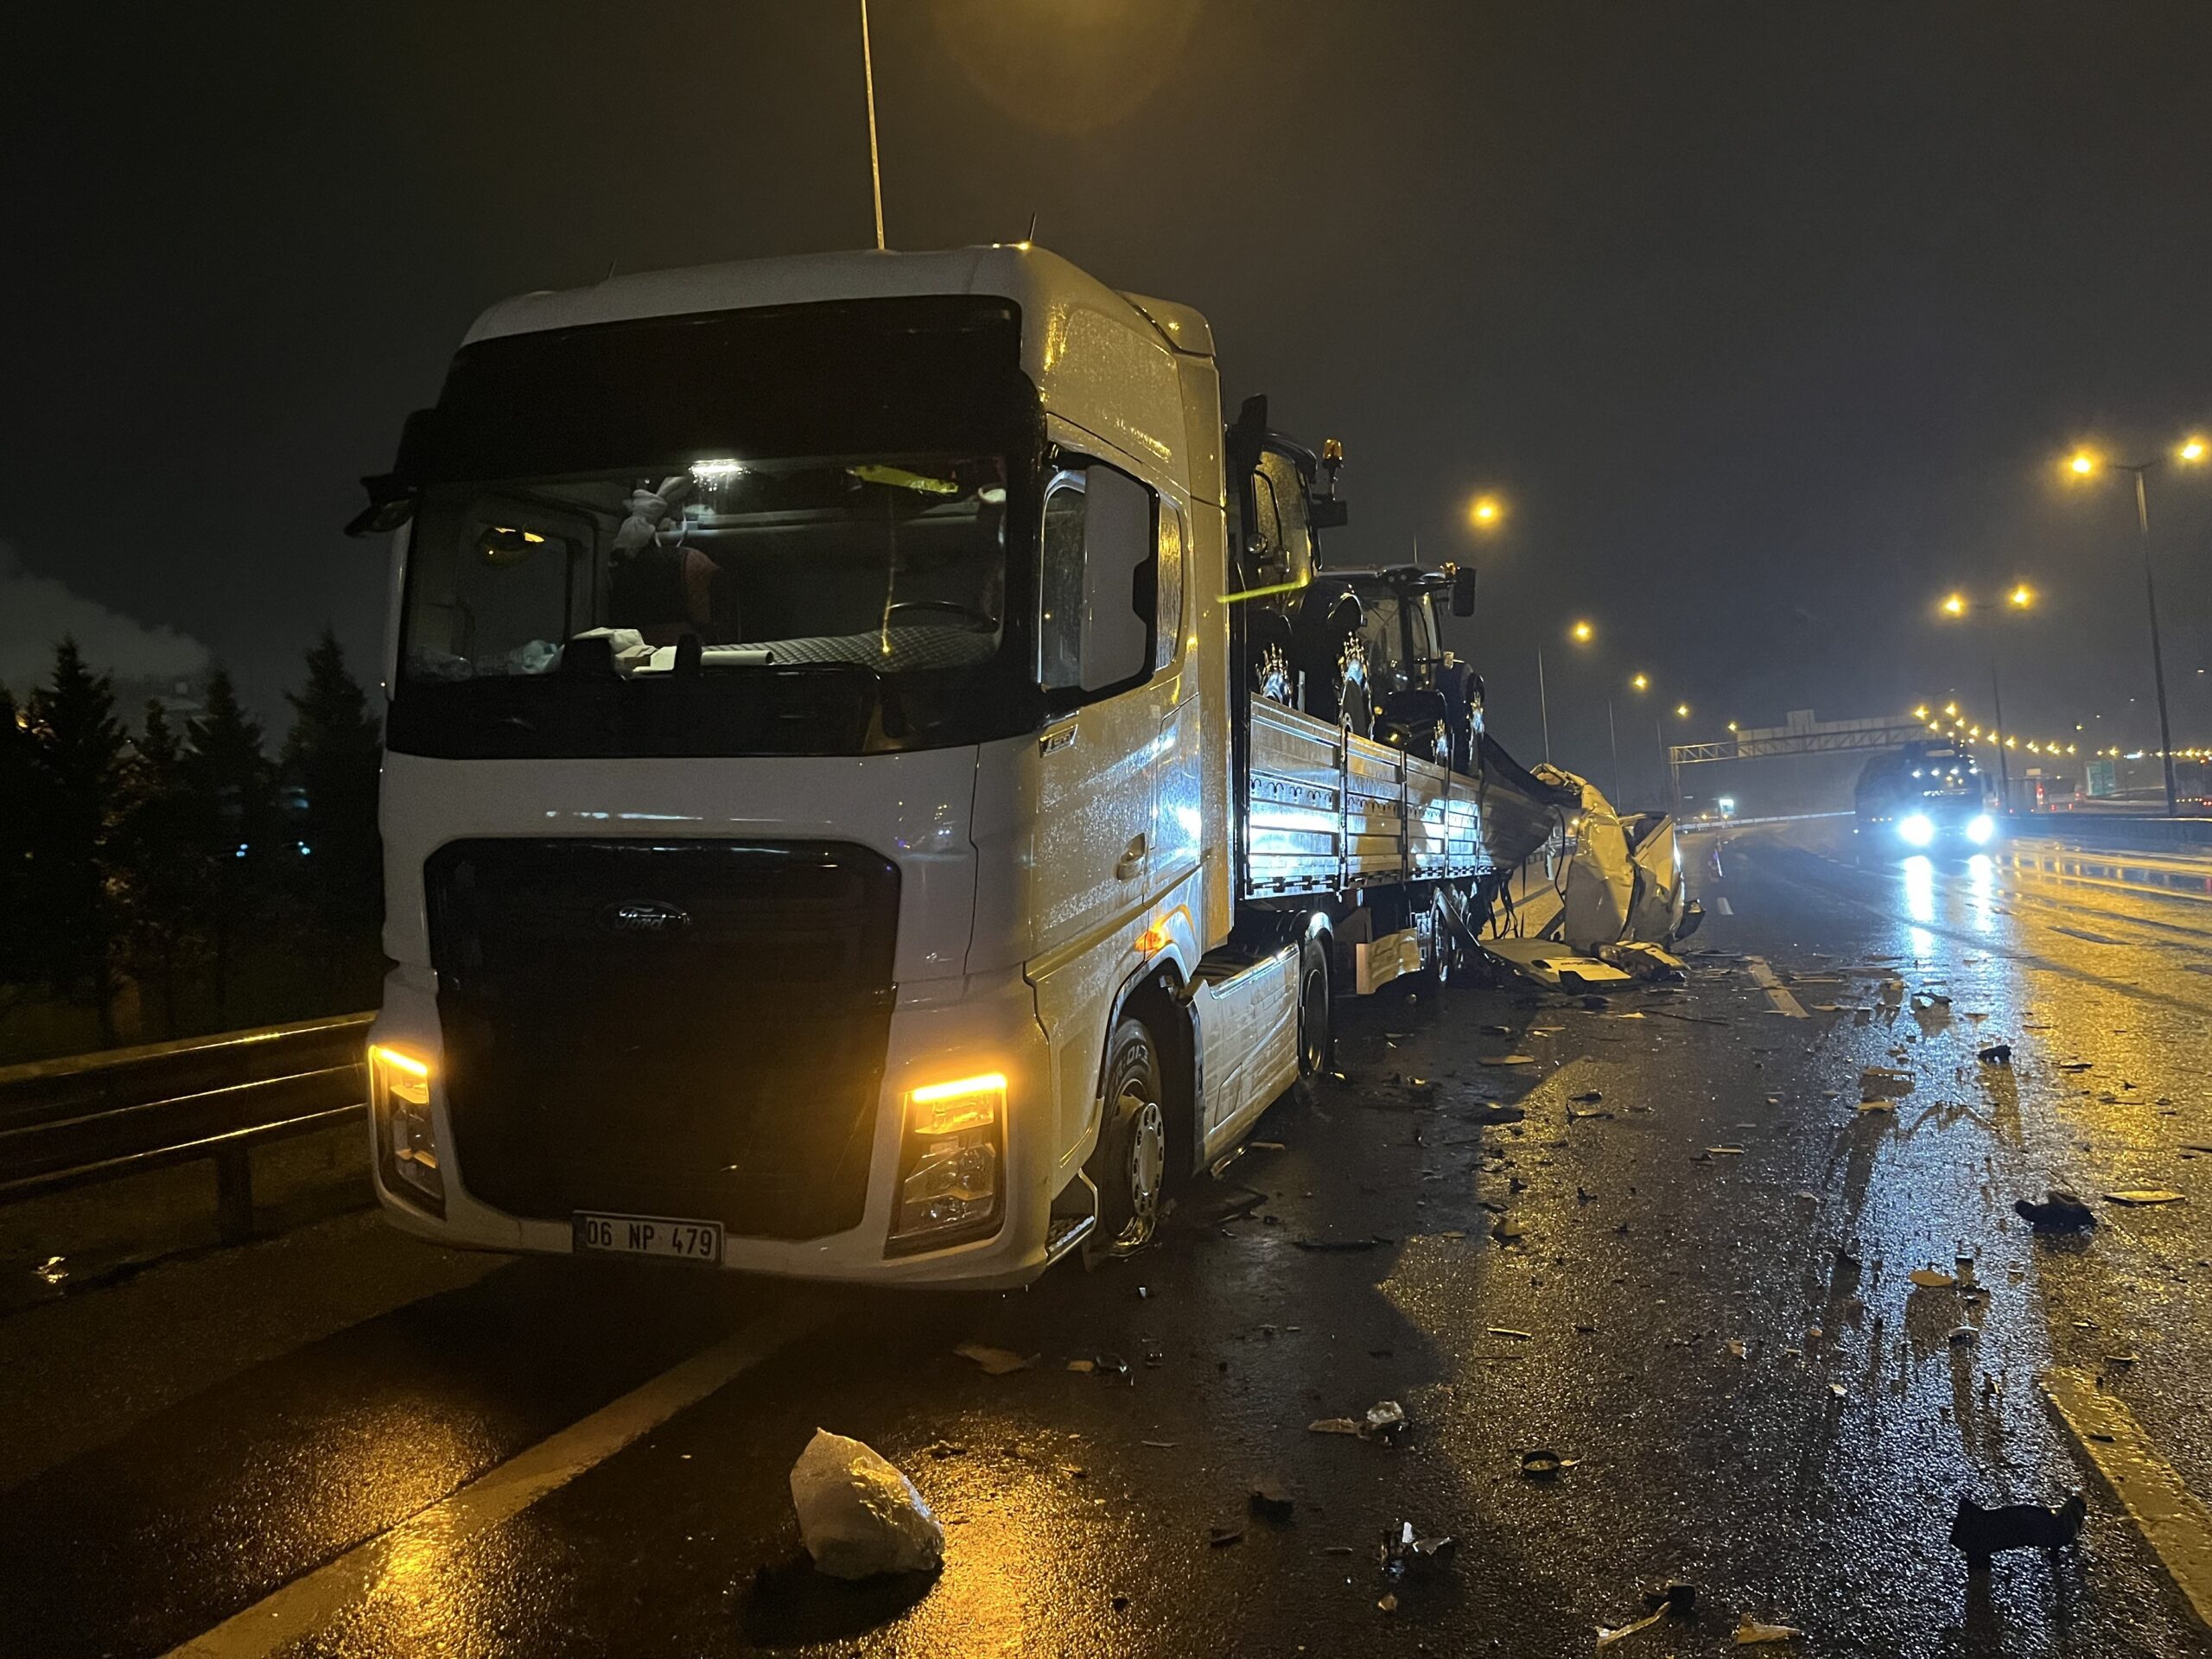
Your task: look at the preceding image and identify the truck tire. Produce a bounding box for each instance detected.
[1294,937,1333,1100]
[1085,1017,1167,1259]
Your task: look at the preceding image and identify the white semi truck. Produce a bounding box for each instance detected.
[353,246,1559,1287]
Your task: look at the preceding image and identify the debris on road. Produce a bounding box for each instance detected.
[1487,1326,1535,1340]
[1481,1054,1541,1067]
[1734,1614,1804,1644]
[1597,1608,1667,1648]
[1293,1235,1386,1251]
[2014,1190,2096,1231]
[1571,1090,1605,1103]
[2105,1189,2185,1205]
[1909,1267,1957,1289]
[1208,1521,1245,1547]
[1364,1400,1409,1441]
[1379,1519,1457,1580]
[789,1429,945,1579]
[1492,1217,1529,1242]
[953,1342,1033,1376]
[1308,1417,1363,1435]
[1977,1044,2012,1066]
[1860,1066,1916,1100]
[1521,1448,1581,1478]
[1468,1102,1529,1125]
[1706,1145,1746,1155]
[1948,1493,2087,1568]
[1249,1478,1295,1519]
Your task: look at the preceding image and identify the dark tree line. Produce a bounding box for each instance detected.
[1,631,384,1046]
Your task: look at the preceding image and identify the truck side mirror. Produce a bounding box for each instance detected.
[1449,564,1478,617]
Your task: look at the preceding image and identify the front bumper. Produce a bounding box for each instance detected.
[367,963,1059,1288]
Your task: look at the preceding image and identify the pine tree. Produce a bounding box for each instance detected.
[183,668,275,1022]
[116,702,201,1037]
[281,628,384,937]
[25,639,128,1039]
[0,685,45,1008]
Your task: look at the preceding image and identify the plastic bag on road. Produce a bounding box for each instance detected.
[789,1428,945,1579]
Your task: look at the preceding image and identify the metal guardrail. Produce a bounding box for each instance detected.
[0,1013,375,1242]
[2016,812,2212,853]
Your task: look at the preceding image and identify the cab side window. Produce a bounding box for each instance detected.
[1037,460,1159,697]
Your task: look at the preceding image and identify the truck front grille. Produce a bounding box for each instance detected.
[425,839,898,1241]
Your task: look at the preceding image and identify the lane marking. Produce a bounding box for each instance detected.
[1711,895,1735,917]
[2044,1369,2212,1631]
[1743,955,1806,1018]
[164,1301,825,1659]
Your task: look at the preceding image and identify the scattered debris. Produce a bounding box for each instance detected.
[1307,1417,1363,1436]
[788,1428,945,1579]
[1726,1338,1749,1359]
[1487,1326,1535,1340]
[1364,1400,1409,1442]
[1208,1521,1245,1547]
[954,1342,1033,1376]
[1066,1358,1096,1374]
[1860,1066,1916,1100]
[1568,1104,1614,1121]
[1249,1478,1295,1519]
[1734,1615,1805,1644]
[1909,1267,1957,1289]
[1467,1103,1529,1126]
[1597,1608,1668,1648]
[1948,1493,2087,1568]
[1854,1099,1895,1115]
[1977,1044,2012,1066]
[2014,1190,2096,1232]
[1570,1090,1605,1103]
[1481,1054,1541,1067]
[1293,1235,1386,1252]
[1378,1519,1457,1580]
[1492,1217,1529,1242]
[2105,1190,2185,1206]
[1706,1145,1746,1156]
[1520,1448,1580,1478]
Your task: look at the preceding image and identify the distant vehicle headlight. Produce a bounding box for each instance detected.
[1966,814,1995,844]
[1898,813,1936,847]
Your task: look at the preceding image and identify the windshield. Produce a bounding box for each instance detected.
[400,455,1009,683]
[381,296,1046,759]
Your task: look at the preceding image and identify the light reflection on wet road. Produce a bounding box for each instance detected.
[3,817,2212,1656]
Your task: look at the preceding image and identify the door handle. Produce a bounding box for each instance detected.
[1116,834,1148,881]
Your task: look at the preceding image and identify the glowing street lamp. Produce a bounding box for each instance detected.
[1940,587,2038,811]
[1537,620,1598,766]
[1675,702,1690,718]
[1630,672,1649,692]
[1571,620,1594,644]
[1469,493,1503,529]
[2009,583,2035,608]
[2062,439,2203,814]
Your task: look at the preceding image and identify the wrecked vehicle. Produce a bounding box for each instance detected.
[355,245,1573,1288]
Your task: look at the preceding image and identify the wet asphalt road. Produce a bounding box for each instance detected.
[7,819,2212,1657]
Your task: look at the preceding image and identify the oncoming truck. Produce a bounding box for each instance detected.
[353,245,1555,1287]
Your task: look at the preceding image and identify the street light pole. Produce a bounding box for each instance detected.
[859,0,887,251]
[2120,463,2179,816]
[1986,645,2011,812]
[1606,697,1621,805]
[1536,644,1552,765]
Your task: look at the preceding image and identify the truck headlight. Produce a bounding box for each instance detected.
[887,1072,1005,1252]
[371,1044,445,1215]
[1966,813,1995,844]
[1897,814,1936,847]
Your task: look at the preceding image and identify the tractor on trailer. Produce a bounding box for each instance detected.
[354,245,1562,1287]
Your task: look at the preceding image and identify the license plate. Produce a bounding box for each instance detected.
[572,1211,724,1265]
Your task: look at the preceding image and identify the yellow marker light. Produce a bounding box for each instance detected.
[370,1045,441,1211]
[2180,436,2206,464]
[907,1072,1006,1136]
[370,1044,431,1104]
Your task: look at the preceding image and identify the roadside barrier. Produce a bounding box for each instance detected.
[0,1014,373,1243]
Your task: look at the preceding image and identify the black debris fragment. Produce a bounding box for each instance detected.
[1378,1520,1457,1581]
[1249,1478,1295,1520]
[2013,1191,2096,1232]
[1948,1494,2087,1569]
[1978,1043,2013,1065]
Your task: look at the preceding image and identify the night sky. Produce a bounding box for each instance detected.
[7,1,2210,786]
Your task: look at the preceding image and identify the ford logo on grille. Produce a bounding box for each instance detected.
[601,900,691,934]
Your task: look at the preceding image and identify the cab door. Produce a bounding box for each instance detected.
[1027,460,1173,1160]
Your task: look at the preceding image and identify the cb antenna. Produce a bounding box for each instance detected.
[1023,212,1039,246]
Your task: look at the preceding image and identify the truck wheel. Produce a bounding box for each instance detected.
[1086,1017,1166,1259]
[1294,937,1333,1097]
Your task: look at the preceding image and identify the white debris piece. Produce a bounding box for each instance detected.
[789,1428,945,1579]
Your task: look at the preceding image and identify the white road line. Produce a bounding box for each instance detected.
[164,1302,825,1659]
[1743,955,1806,1018]
[2044,1369,2212,1631]
[1711,895,1735,917]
